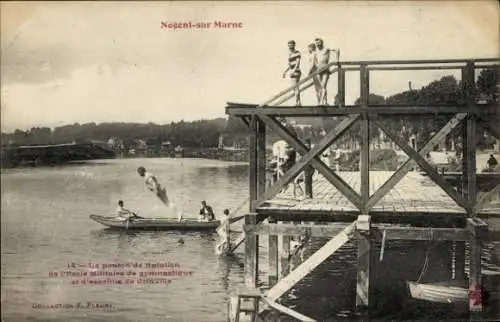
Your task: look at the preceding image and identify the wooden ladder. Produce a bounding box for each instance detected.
[229,289,262,322]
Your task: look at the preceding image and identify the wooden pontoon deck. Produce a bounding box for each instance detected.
[259,171,499,218]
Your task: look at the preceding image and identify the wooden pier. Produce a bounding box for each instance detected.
[225,57,499,321]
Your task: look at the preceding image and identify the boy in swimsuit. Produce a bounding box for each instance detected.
[282,40,302,107]
[314,38,338,105]
[307,43,321,105]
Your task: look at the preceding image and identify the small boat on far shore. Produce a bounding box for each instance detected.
[89,214,220,231]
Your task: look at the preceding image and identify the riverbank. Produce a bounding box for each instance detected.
[0,146,249,169]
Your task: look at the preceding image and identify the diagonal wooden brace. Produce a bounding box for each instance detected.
[240,116,250,128]
[474,183,500,213]
[366,113,467,210]
[261,297,316,322]
[265,222,356,301]
[273,79,316,106]
[255,113,363,210]
[377,117,468,208]
[254,114,360,208]
[481,117,500,141]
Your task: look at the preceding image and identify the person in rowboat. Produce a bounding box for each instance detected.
[115,200,142,220]
[199,200,215,222]
[137,166,170,206]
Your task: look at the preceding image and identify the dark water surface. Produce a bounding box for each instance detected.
[2,158,499,321]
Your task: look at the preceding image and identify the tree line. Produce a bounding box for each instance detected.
[2,67,498,150]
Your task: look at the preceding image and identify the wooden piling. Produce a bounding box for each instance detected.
[467,218,488,320]
[281,224,291,278]
[244,213,258,288]
[269,218,279,286]
[356,215,372,312]
[257,118,266,197]
[453,240,466,283]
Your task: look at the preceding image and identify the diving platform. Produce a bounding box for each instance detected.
[225,57,500,321]
[259,171,487,219]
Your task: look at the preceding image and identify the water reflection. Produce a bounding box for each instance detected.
[217,254,245,291]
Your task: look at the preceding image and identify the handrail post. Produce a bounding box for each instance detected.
[257,117,266,197]
[360,64,370,210]
[249,116,258,210]
[337,66,345,107]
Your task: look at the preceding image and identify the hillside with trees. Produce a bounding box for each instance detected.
[2,67,498,153]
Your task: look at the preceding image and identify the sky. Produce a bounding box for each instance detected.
[1,1,498,132]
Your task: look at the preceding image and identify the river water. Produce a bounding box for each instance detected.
[1,158,499,321]
[1,158,250,322]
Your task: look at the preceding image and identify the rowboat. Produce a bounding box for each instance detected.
[406,281,468,304]
[89,214,220,231]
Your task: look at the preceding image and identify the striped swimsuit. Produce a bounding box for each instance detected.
[288,50,301,79]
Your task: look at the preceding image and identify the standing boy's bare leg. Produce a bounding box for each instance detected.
[319,72,330,105]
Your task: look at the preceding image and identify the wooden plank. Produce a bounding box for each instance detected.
[334,58,498,65]
[266,222,356,301]
[467,218,488,318]
[482,118,500,141]
[252,222,499,241]
[249,116,258,212]
[240,116,250,128]
[377,119,467,208]
[467,217,489,240]
[361,118,370,208]
[360,64,369,105]
[253,222,350,236]
[463,62,477,214]
[257,118,266,197]
[273,79,315,106]
[360,65,370,211]
[268,219,278,286]
[356,215,372,308]
[261,297,316,322]
[375,226,470,241]
[229,215,246,224]
[254,114,360,208]
[229,295,240,322]
[225,104,498,117]
[260,65,339,107]
[244,214,258,288]
[369,65,465,71]
[256,114,363,210]
[337,68,345,107]
[454,241,466,282]
[281,226,291,278]
[461,114,470,201]
[466,115,477,213]
[367,114,466,210]
[474,183,500,212]
[230,234,246,253]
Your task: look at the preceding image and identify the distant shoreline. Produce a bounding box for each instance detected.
[0,152,250,169]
